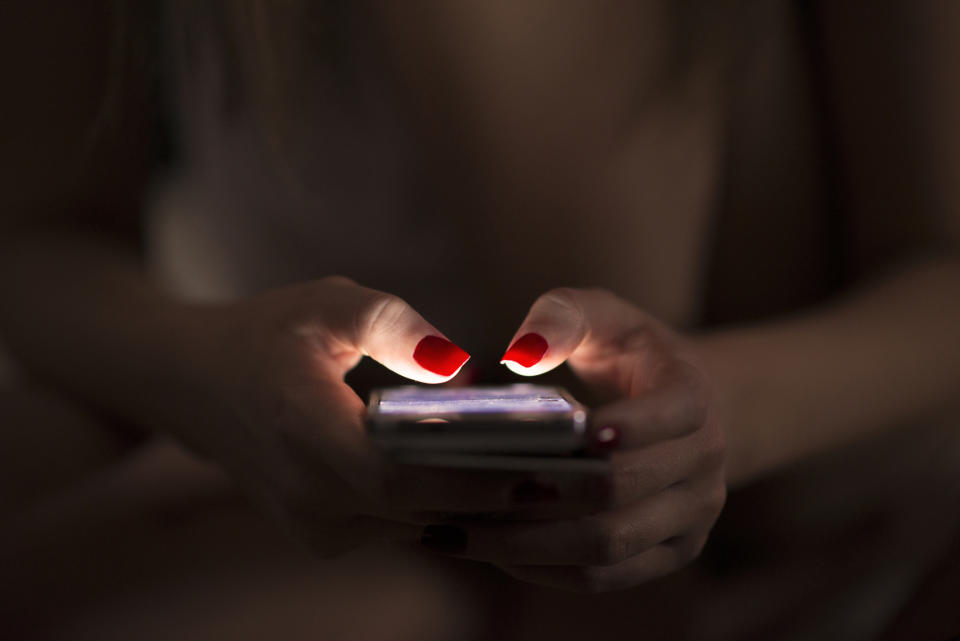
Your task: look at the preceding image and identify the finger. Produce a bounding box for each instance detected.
[280,377,383,496]
[499,425,724,517]
[586,362,710,451]
[263,393,429,558]
[566,429,725,510]
[427,478,722,566]
[381,465,556,516]
[315,277,470,383]
[499,532,709,592]
[286,375,551,519]
[281,384,542,521]
[499,288,658,388]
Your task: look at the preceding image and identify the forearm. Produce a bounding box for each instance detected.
[695,254,960,486]
[0,230,216,444]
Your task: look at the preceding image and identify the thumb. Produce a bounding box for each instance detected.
[315,277,470,383]
[500,287,649,380]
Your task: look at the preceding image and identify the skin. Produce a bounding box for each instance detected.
[1,0,960,619]
[441,288,726,591]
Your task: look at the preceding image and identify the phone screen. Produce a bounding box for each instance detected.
[376,385,575,416]
[367,384,605,470]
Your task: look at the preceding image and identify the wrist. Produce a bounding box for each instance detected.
[689,330,770,487]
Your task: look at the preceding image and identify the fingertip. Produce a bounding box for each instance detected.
[500,333,549,368]
[413,335,470,379]
[440,354,471,382]
[500,359,542,377]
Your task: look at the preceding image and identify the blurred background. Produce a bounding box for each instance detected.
[2,1,960,639]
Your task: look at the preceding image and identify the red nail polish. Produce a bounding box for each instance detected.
[414,336,470,376]
[593,425,621,449]
[500,333,548,368]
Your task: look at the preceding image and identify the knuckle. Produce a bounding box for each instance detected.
[666,362,710,434]
[686,370,711,426]
[605,469,641,508]
[620,326,658,364]
[678,532,710,566]
[582,518,629,566]
[585,287,623,309]
[699,425,727,471]
[613,459,666,502]
[359,293,411,338]
[317,275,357,289]
[540,287,581,311]
[580,471,619,510]
[538,288,588,327]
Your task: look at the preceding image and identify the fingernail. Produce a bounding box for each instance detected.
[592,425,621,449]
[511,480,560,503]
[414,336,470,376]
[420,524,467,553]
[500,333,548,368]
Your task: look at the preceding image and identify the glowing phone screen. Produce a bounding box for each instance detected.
[377,385,572,415]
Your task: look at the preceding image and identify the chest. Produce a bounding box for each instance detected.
[170,1,828,346]
[372,1,831,331]
[351,1,733,331]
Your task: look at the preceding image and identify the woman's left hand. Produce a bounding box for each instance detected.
[421,288,726,592]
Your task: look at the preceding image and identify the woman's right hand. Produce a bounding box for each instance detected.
[175,276,521,555]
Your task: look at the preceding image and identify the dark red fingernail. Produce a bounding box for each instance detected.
[500,333,548,368]
[414,336,469,376]
[592,425,621,449]
[420,524,467,553]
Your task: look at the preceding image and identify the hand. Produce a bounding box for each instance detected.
[178,276,539,556]
[421,288,726,592]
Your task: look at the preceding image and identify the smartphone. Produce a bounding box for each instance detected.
[366,384,608,472]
